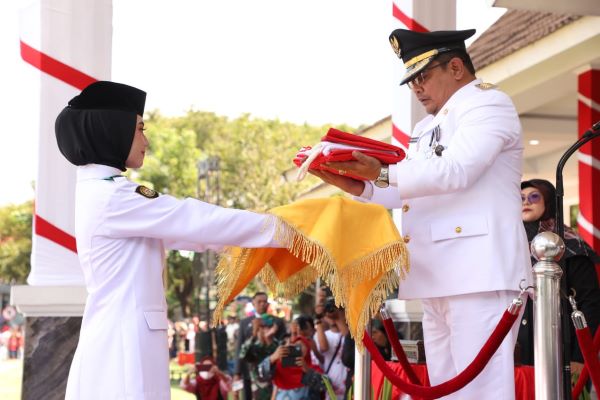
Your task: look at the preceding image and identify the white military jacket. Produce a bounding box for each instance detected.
[363,79,532,300]
[65,164,282,400]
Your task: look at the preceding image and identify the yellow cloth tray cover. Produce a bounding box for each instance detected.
[213,197,409,344]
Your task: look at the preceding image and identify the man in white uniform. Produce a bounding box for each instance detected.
[311,29,532,399]
[55,81,284,400]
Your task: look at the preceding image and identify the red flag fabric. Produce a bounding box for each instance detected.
[294,128,406,180]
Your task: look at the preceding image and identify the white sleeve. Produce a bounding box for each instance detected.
[353,176,404,210]
[99,184,282,251]
[395,93,520,199]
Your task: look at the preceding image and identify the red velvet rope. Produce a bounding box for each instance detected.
[572,327,600,398]
[573,327,600,397]
[363,310,518,399]
[381,318,423,385]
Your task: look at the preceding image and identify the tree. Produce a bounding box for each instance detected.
[0,201,33,284]
[140,110,355,317]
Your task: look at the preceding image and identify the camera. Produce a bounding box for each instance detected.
[281,344,302,367]
[324,296,337,313]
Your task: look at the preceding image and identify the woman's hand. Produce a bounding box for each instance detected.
[295,355,308,372]
[269,345,289,364]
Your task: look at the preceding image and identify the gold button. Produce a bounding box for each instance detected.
[403,235,411,243]
[402,204,410,213]
[443,108,448,115]
[455,227,462,233]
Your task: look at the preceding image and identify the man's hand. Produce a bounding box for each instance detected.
[251,318,262,338]
[265,323,278,340]
[309,169,366,196]
[325,151,382,181]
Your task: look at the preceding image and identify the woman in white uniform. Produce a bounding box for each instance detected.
[55,81,283,400]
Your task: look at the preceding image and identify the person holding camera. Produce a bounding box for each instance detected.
[258,315,325,400]
[234,292,286,399]
[180,356,232,400]
[315,290,349,400]
[238,312,282,400]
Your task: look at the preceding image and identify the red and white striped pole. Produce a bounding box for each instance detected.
[19,0,111,286]
[576,67,600,276]
[389,0,456,233]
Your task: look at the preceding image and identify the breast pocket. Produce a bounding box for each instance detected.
[143,310,168,330]
[430,214,488,242]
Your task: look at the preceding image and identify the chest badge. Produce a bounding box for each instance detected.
[135,185,159,199]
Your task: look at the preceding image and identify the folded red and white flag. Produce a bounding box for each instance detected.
[294,128,406,181]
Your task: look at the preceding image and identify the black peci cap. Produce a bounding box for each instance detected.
[389,29,476,85]
[68,81,146,115]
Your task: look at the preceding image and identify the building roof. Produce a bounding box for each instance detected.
[469,10,581,70]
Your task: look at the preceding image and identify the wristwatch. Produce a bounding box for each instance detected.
[374,165,389,188]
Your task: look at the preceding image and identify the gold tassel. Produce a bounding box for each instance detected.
[337,241,409,307]
[353,268,401,351]
[213,214,337,326]
[259,264,320,298]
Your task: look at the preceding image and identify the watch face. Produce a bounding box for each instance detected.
[374,179,389,188]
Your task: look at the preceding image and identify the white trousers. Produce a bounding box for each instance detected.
[420,290,523,400]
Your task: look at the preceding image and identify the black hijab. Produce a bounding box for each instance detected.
[55,81,146,171]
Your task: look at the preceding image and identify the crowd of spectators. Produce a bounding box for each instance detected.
[0,305,24,361]
[171,288,384,400]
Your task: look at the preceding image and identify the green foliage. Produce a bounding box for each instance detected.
[0,201,33,284]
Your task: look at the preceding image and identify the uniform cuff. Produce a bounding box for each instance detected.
[358,181,374,200]
[388,164,398,187]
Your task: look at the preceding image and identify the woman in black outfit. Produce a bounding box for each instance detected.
[517,179,600,380]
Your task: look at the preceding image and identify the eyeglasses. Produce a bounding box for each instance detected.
[521,192,542,204]
[407,61,450,89]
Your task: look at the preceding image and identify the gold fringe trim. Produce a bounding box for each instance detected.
[337,241,409,307]
[213,214,337,326]
[212,247,253,327]
[259,264,320,299]
[352,267,402,352]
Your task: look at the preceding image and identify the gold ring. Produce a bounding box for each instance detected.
[339,169,346,176]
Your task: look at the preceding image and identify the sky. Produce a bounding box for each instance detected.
[0,0,505,206]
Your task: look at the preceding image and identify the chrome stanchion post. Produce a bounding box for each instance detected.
[530,231,566,400]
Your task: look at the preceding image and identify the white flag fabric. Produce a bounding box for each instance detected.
[20,0,112,285]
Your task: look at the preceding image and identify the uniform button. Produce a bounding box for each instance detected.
[402,204,410,213]
[443,109,448,115]
[455,227,462,234]
[522,319,528,326]
[403,235,411,243]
